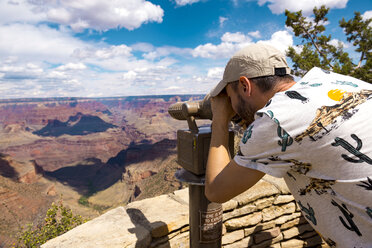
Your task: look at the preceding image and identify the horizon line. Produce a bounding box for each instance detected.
[0,93,206,103]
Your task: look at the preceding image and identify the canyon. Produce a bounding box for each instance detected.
[0,95,209,247]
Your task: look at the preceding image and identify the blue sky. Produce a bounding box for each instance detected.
[0,0,371,99]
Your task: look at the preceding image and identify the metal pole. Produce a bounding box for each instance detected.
[189,184,222,247]
[176,169,222,248]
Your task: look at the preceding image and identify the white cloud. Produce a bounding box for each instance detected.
[47,70,68,80]
[142,46,192,60]
[0,21,191,98]
[165,86,181,90]
[192,32,253,59]
[192,42,241,59]
[4,0,164,32]
[221,32,252,43]
[192,30,293,59]
[248,30,262,39]
[56,63,87,71]
[0,62,44,80]
[0,1,209,98]
[70,44,146,72]
[94,45,133,59]
[328,39,349,49]
[362,10,372,27]
[304,16,330,26]
[219,17,228,27]
[142,52,158,61]
[258,0,348,15]
[257,30,293,53]
[0,64,41,74]
[207,67,224,78]
[47,7,72,24]
[122,70,138,80]
[363,10,372,20]
[0,23,88,63]
[175,0,201,6]
[131,43,155,53]
[0,0,45,25]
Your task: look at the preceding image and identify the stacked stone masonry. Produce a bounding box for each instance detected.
[42,175,329,248]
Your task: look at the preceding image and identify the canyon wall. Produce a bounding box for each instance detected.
[42,175,329,248]
[0,95,206,245]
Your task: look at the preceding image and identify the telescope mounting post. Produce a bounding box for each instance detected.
[186,116,199,133]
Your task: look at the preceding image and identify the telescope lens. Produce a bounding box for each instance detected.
[168,102,186,120]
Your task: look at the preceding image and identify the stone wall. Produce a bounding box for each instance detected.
[42,175,328,248]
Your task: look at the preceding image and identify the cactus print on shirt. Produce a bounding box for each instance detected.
[234,67,372,248]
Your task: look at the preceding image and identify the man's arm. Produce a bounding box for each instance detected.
[205,93,265,203]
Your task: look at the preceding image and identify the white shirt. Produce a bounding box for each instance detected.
[234,67,372,248]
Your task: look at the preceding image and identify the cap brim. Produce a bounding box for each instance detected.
[209,79,227,97]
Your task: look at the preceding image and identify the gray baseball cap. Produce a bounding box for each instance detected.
[210,43,291,97]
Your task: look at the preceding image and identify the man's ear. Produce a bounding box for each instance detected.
[239,76,251,96]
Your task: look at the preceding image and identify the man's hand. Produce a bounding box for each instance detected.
[210,91,236,127]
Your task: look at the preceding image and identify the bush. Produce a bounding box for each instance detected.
[14,198,88,248]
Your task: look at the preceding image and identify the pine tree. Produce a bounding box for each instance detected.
[285,6,371,83]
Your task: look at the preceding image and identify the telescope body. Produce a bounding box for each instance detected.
[177,126,234,175]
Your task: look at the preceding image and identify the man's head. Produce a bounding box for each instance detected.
[210,44,295,122]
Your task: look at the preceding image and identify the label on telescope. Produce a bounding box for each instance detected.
[199,206,223,243]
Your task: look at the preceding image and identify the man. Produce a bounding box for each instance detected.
[205,43,372,247]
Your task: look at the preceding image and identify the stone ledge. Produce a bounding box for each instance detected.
[223,203,257,221]
[224,236,253,248]
[41,177,324,248]
[41,207,151,248]
[170,187,189,205]
[234,180,280,206]
[222,229,245,245]
[42,192,189,248]
[125,194,189,238]
[224,212,263,231]
[262,202,296,222]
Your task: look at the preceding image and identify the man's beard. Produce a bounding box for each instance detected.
[236,93,255,125]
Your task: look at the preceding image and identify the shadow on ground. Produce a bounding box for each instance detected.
[127,208,171,248]
[44,139,176,196]
[0,154,18,180]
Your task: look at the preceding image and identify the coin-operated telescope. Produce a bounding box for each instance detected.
[168,94,235,175]
[168,94,235,247]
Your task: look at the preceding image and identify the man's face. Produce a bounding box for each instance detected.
[226,84,255,124]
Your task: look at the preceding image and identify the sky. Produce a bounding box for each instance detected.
[0,0,371,99]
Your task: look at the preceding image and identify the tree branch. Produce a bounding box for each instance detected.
[301,24,334,69]
[357,51,364,68]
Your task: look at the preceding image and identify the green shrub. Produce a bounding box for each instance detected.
[78,196,89,206]
[14,198,88,248]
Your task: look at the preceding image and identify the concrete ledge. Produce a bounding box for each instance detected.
[41,207,151,248]
[42,176,326,248]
